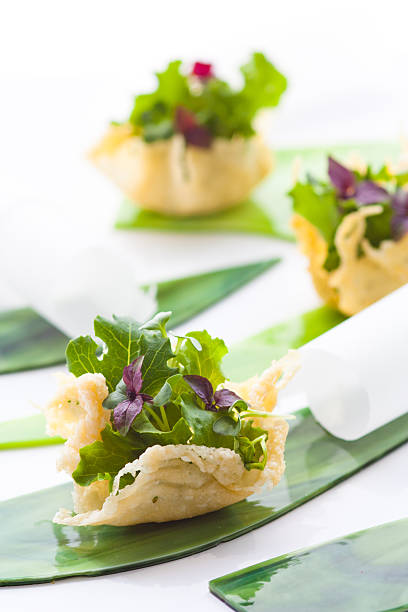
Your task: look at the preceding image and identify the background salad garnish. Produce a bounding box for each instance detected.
[290,156,408,271]
[66,312,274,491]
[118,52,287,147]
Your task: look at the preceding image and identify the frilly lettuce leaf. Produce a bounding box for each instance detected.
[126,52,286,142]
[131,410,191,447]
[72,424,145,487]
[68,313,270,488]
[129,60,189,128]
[290,162,396,271]
[66,316,142,393]
[138,331,178,396]
[240,51,287,115]
[180,397,234,449]
[290,182,341,243]
[364,203,393,247]
[174,330,227,389]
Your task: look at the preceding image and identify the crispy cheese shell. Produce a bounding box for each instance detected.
[90,125,273,216]
[292,209,408,316]
[45,352,299,526]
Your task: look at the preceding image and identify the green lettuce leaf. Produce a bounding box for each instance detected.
[129,61,189,128]
[175,330,227,389]
[290,180,394,271]
[140,311,172,336]
[131,410,191,446]
[236,419,269,469]
[365,203,393,247]
[138,331,178,396]
[153,373,191,406]
[240,51,287,116]
[72,425,145,487]
[181,397,234,449]
[66,316,141,393]
[102,379,127,411]
[68,313,271,487]
[127,52,286,142]
[290,182,341,243]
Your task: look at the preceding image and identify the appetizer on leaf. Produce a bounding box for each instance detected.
[290,156,408,315]
[90,53,286,216]
[44,312,298,526]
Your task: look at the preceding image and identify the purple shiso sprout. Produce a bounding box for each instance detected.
[113,357,153,435]
[183,374,242,412]
[328,156,389,205]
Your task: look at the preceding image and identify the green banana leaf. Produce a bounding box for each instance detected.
[0,308,68,375]
[210,518,408,612]
[1,407,407,586]
[0,414,63,449]
[0,305,344,450]
[115,142,399,237]
[0,257,278,376]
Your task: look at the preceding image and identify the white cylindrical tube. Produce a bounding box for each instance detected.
[0,201,157,337]
[282,284,408,440]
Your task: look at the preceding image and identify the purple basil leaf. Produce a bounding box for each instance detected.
[354,181,389,205]
[391,190,408,239]
[328,156,356,198]
[175,106,197,133]
[122,356,144,394]
[113,395,143,435]
[393,216,408,239]
[213,388,242,409]
[174,106,212,148]
[391,197,408,239]
[392,189,408,215]
[183,374,214,406]
[140,393,154,403]
[184,126,212,148]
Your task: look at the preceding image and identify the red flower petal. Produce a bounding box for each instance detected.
[192,61,213,79]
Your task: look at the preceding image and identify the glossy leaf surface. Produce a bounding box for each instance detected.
[1,407,408,585]
[210,518,408,611]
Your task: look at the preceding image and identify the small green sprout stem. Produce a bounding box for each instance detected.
[144,404,167,430]
[245,434,268,470]
[160,405,170,431]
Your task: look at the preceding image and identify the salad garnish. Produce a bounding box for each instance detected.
[290,155,408,271]
[123,52,286,147]
[67,312,277,491]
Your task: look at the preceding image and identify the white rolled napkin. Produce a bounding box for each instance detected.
[279,283,408,440]
[0,201,157,337]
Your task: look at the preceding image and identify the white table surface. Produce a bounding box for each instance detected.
[1,0,408,609]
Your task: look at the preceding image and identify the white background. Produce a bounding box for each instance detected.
[1,1,408,610]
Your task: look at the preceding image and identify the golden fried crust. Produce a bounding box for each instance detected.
[47,353,299,526]
[90,126,273,216]
[43,372,110,475]
[292,210,408,316]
